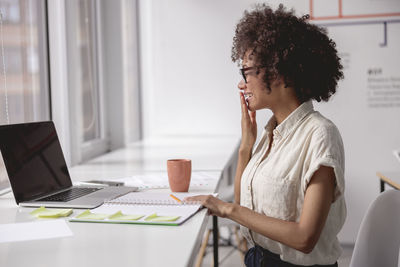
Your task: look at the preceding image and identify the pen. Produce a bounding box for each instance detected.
[169,194,182,204]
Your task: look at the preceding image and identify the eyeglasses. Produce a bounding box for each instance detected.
[239,66,259,83]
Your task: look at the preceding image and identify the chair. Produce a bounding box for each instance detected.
[350,189,400,267]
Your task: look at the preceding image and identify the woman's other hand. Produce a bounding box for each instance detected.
[239,92,257,152]
[184,195,234,218]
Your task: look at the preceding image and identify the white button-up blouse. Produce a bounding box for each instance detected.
[240,101,346,265]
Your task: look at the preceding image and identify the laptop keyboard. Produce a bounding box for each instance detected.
[38,187,102,202]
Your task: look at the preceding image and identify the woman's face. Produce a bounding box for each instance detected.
[237,51,272,111]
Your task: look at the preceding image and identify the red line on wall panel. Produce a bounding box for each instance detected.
[309,0,400,21]
[312,12,400,21]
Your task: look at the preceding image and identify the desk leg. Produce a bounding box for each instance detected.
[380,180,385,193]
[213,216,219,267]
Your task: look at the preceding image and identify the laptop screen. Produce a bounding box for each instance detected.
[0,121,72,203]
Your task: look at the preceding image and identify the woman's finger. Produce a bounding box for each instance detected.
[239,92,250,119]
[250,110,256,122]
[239,92,247,112]
[183,195,205,204]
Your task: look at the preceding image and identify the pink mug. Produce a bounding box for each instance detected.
[167,159,192,192]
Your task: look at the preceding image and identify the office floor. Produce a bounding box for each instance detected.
[199,228,354,267]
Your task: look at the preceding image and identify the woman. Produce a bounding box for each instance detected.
[186,4,346,267]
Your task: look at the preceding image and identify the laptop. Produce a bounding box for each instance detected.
[0,121,137,208]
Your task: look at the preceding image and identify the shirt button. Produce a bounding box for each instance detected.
[248,186,251,190]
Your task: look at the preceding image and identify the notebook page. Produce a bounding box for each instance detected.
[105,192,202,205]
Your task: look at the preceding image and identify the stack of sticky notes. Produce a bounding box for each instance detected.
[75,210,145,221]
[30,206,73,218]
[144,213,180,222]
[73,210,179,222]
[75,210,109,220]
[108,211,145,221]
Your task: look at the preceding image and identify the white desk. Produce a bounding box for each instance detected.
[0,136,239,267]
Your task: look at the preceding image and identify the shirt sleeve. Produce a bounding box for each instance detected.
[301,122,345,202]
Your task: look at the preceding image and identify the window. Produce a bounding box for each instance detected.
[1,0,140,171]
[0,0,50,192]
[0,0,49,124]
[65,0,108,163]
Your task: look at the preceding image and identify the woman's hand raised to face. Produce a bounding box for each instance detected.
[239,92,257,152]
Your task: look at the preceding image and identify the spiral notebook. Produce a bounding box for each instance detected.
[70,192,209,226]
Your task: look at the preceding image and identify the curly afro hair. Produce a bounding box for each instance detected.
[231,4,344,102]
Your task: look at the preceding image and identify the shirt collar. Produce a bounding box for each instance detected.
[264,101,314,139]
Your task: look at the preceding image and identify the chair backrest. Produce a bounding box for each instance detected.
[350,189,400,267]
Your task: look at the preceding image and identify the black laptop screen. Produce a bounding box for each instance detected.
[0,121,72,203]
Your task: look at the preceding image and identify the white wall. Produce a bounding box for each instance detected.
[139,0,294,137]
[138,0,400,244]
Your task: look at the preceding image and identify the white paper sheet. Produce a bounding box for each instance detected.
[113,171,220,189]
[0,220,73,243]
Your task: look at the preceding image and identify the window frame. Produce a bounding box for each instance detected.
[48,0,109,166]
[47,0,72,165]
[77,0,109,163]
[48,0,142,166]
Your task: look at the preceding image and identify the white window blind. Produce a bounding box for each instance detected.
[0,0,50,192]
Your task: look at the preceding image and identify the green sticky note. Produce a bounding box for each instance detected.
[75,210,108,220]
[144,213,180,222]
[30,206,47,216]
[108,211,144,221]
[30,206,73,218]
